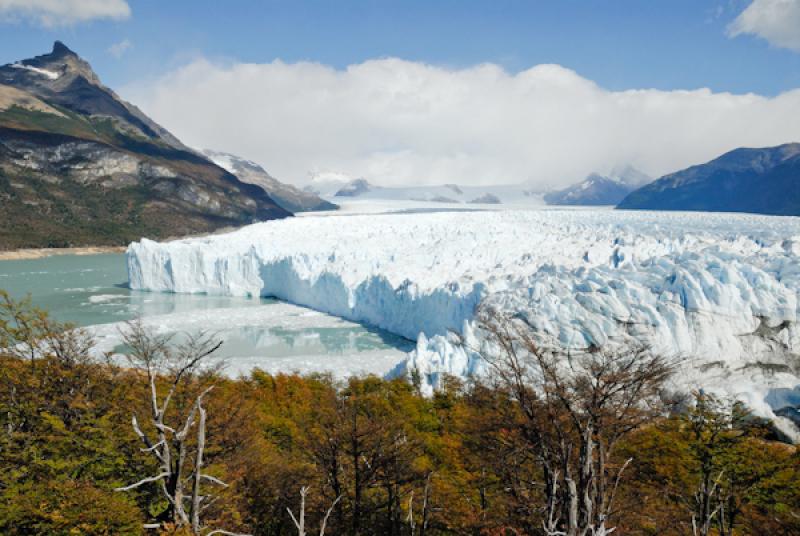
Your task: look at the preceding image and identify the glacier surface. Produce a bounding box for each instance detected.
[127,208,800,432]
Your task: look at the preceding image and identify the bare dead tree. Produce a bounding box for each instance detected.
[406,490,415,534]
[419,471,433,536]
[405,473,433,536]
[115,319,248,536]
[287,486,342,536]
[473,306,676,536]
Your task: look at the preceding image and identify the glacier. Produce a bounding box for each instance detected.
[127,208,800,434]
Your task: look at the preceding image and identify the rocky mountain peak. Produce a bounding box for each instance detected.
[0,42,187,150]
[51,41,78,58]
[2,40,100,88]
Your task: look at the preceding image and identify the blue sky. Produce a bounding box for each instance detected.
[0,0,798,96]
[1,0,799,188]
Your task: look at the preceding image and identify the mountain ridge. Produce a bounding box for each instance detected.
[617,144,800,215]
[202,149,337,213]
[0,42,290,249]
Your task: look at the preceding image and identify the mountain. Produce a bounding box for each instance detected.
[544,168,650,206]
[617,144,800,215]
[1,41,186,151]
[202,150,336,213]
[305,176,543,205]
[610,164,651,187]
[334,178,373,197]
[544,173,634,206]
[0,42,290,250]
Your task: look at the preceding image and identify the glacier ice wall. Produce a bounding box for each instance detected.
[127,209,800,427]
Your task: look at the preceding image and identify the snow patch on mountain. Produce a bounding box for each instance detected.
[10,63,60,80]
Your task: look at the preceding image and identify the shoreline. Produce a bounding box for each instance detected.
[0,246,127,261]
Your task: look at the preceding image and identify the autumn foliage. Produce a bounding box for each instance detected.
[1,291,799,535]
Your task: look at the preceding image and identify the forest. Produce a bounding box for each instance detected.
[1,290,799,536]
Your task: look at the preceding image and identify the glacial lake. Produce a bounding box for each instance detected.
[0,253,413,378]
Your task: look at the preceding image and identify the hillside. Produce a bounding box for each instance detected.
[203,149,336,213]
[618,144,800,215]
[0,42,290,249]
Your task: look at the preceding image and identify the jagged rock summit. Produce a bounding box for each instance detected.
[0,42,290,249]
[1,41,184,149]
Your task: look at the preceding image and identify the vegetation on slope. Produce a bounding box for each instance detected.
[1,291,799,535]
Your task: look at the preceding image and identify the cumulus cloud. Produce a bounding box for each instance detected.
[0,0,130,27]
[126,57,800,188]
[728,0,800,52]
[108,38,132,59]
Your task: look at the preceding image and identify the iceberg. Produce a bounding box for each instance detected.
[127,208,800,431]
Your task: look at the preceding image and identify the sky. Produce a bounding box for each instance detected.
[0,0,799,188]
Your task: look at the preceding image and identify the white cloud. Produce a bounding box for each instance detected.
[125,57,800,188]
[728,0,800,52]
[108,38,132,59]
[0,0,130,27]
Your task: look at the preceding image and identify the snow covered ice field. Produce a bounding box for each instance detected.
[127,207,800,434]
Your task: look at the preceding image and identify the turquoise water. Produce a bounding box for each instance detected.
[0,253,275,326]
[0,253,412,367]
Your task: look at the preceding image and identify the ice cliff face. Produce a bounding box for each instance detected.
[127,209,800,429]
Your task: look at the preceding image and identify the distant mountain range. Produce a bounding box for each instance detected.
[202,150,336,213]
[544,166,651,206]
[0,42,290,249]
[334,178,372,197]
[305,176,544,205]
[618,144,800,216]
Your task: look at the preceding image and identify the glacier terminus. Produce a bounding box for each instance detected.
[127,208,800,435]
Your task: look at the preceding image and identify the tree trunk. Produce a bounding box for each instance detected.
[191,405,207,533]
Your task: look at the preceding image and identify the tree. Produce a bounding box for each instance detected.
[473,306,675,536]
[612,391,799,535]
[115,320,247,536]
[297,376,432,535]
[0,291,145,534]
[684,392,765,536]
[0,289,93,367]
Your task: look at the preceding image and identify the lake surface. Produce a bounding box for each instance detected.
[0,253,413,377]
